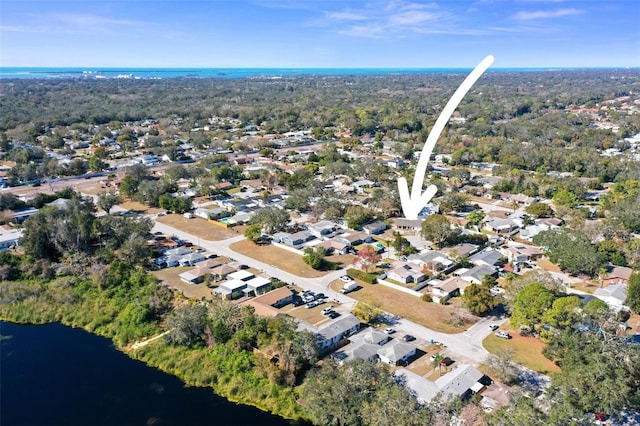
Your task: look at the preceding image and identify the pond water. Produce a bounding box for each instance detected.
[1,321,301,426]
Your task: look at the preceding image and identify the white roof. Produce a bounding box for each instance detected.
[246,276,271,290]
[220,279,248,291]
[228,270,254,281]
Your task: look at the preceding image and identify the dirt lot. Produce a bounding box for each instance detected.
[151,266,215,300]
[118,200,164,215]
[156,215,246,241]
[285,301,340,327]
[230,240,352,278]
[329,281,474,334]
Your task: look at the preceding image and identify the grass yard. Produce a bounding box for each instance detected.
[286,302,339,327]
[537,258,562,273]
[483,329,560,375]
[118,200,164,215]
[151,267,215,300]
[329,281,472,334]
[156,215,246,241]
[568,280,600,294]
[230,240,356,278]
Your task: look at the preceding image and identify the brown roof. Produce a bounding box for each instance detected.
[251,287,294,306]
[240,299,285,317]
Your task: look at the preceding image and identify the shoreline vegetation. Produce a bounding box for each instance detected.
[0,259,309,424]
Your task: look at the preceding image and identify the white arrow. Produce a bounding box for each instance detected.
[398,55,495,220]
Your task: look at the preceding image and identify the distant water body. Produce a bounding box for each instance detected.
[0,66,611,80]
[0,321,301,426]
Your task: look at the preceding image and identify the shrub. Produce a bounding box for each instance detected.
[346,268,377,284]
[421,294,433,302]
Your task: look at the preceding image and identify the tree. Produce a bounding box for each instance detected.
[533,228,606,276]
[249,207,290,234]
[541,296,581,330]
[525,202,554,218]
[354,245,381,273]
[627,272,640,313]
[97,190,122,215]
[303,247,326,270]
[462,284,497,316]
[438,192,468,213]
[510,283,557,331]
[467,209,485,229]
[244,224,262,243]
[552,189,578,207]
[485,348,519,385]
[391,232,417,256]
[421,214,454,248]
[352,302,382,323]
[165,304,208,347]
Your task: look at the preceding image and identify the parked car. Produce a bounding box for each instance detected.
[495,330,512,339]
[340,275,354,283]
[402,334,416,342]
[488,324,499,331]
[384,327,396,334]
[328,311,341,319]
[440,357,454,366]
[321,307,334,315]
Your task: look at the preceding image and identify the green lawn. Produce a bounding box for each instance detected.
[483,330,560,375]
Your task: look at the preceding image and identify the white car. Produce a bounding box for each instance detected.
[384,327,396,334]
[340,275,354,283]
[488,324,499,331]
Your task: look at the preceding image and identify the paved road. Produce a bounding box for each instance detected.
[151,220,504,363]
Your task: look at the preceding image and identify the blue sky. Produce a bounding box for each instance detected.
[1,0,639,68]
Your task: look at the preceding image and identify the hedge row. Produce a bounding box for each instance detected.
[347,268,378,284]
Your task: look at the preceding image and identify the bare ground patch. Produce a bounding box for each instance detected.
[229,240,329,278]
[329,281,474,334]
[156,215,246,241]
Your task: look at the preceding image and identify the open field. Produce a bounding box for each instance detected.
[118,200,164,215]
[156,215,246,241]
[329,281,472,334]
[151,266,215,300]
[230,240,354,278]
[483,328,560,375]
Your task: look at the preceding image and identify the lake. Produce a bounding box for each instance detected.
[0,321,301,426]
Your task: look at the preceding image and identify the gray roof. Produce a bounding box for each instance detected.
[469,249,503,266]
[594,283,628,303]
[346,343,381,362]
[377,339,416,363]
[435,364,484,397]
[349,327,389,346]
[461,264,497,282]
[393,368,440,403]
[317,313,360,343]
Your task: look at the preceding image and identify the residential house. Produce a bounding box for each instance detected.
[178,252,206,267]
[336,232,371,247]
[243,276,272,296]
[469,249,504,267]
[227,270,255,282]
[0,228,23,250]
[337,343,381,364]
[362,221,387,235]
[349,327,390,346]
[319,239,350,255]
[393,218,423,233]
[483,218,520,234]
[393,369,441,404]
[307,220,340,239]
[9,207,39,224]
[239,287,293,317]
[603,266,634,286]
[281,231,314,248]
[500,243,542,264]
[509,194,537,207]
[408,250,456,274]
[377,339,417,366]
[594,283,628,311]
[164,247,192,257]
[441,243,479,259]
[163,254,183,268]
[431,277,471,303]
[214,279,248,300]
[179,268,209,284]
[387,262,425,284]
[459,265,498,285]
[435,364,488,399]
[352,179,376,193]
[315,314,360,352]
[210,264,237,281]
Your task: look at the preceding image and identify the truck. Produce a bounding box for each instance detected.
[341,281,357,294]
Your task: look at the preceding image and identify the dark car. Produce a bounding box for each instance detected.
[440,357,454,366]
[328,311,341,319]
[402,334,416,342]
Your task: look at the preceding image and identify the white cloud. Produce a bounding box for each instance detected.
[512,8,583,20]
